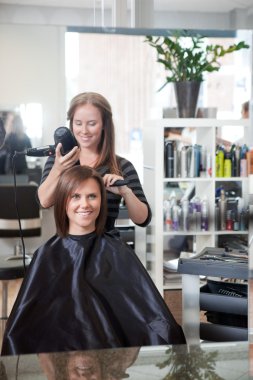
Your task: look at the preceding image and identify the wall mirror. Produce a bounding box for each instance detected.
[0,1,252,345]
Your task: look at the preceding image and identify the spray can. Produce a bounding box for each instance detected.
[180,146,188,178]
[224,152,232,177]
[165,140,174,178]
[216,148,224,177]
[240,144,248,177]
[173,142,178,178]
[219,189,227,231]
[194,144,201,177]
[172,205,180,231]
[182,199,189,231]
[164,201,172,231]
[230,145,237,177]
[201,198,209,231]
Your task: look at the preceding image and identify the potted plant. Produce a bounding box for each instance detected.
[145,30,249,117]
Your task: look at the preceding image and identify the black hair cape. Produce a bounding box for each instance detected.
[1,232,185,355]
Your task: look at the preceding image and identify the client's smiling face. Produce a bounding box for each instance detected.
[67,352,102,380]
[66,178,101,235]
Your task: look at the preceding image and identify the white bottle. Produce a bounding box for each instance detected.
[182,199,189,231]
[201,197,209,231]
[219,189,227,231]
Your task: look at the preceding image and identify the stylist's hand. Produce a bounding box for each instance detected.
[53,143,80,173]
[103,174,131,196]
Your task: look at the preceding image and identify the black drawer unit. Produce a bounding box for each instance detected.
[177,247,248,279]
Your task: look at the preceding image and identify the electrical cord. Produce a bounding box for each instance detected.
[12,152,27,273]
[15,355,20,380]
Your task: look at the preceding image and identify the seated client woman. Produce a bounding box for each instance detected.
[1,165,185,355]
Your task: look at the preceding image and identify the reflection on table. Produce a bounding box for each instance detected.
[0,342,249,379]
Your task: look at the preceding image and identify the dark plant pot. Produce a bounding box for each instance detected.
[174,81,202,118]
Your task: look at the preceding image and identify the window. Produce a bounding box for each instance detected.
[65,30,252,179]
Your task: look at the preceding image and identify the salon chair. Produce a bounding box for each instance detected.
[0,257,31,336]
[0,183,41,335]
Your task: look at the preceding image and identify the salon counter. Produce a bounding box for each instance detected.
[0,342,250,379]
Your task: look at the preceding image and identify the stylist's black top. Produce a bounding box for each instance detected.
[1,232,185,355]
[40,155,152,231]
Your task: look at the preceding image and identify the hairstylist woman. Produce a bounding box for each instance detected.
[38,92,151,232]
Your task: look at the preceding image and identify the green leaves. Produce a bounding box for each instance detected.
[144,30,249,89]
[156,346,225,380]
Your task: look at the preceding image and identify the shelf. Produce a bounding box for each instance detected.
[143,118,249,296]
[164,177,212,182]
[215,177,248,182]
[164,271,182,290]
[163,231,212,236]
[163,283,182,290]
[164,177,248,182]
[163,230,248,236]
[215,230,248,235]
[163,277,206,291]
[148,118,250,128]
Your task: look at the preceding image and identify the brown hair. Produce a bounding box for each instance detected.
[67,92,120,175]
[242,100,249,114]
[54,165,107,237]
[11,115,26,139]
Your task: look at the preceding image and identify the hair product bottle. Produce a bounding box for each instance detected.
[182,199,189,231]
[216,147,224,177]
[219,189,227,231]
[240,144,248,177]
[224,152,232,177]
[201,197,209,231]
[165,140,174,178]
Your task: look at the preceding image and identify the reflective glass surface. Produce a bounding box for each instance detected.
[0,342,250,379]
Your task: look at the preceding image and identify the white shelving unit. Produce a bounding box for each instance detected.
[143,118,250,295]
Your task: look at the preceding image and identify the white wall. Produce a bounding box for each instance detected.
[1,3,253,30]
[0,24,66,143]
[0,24,66,255]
